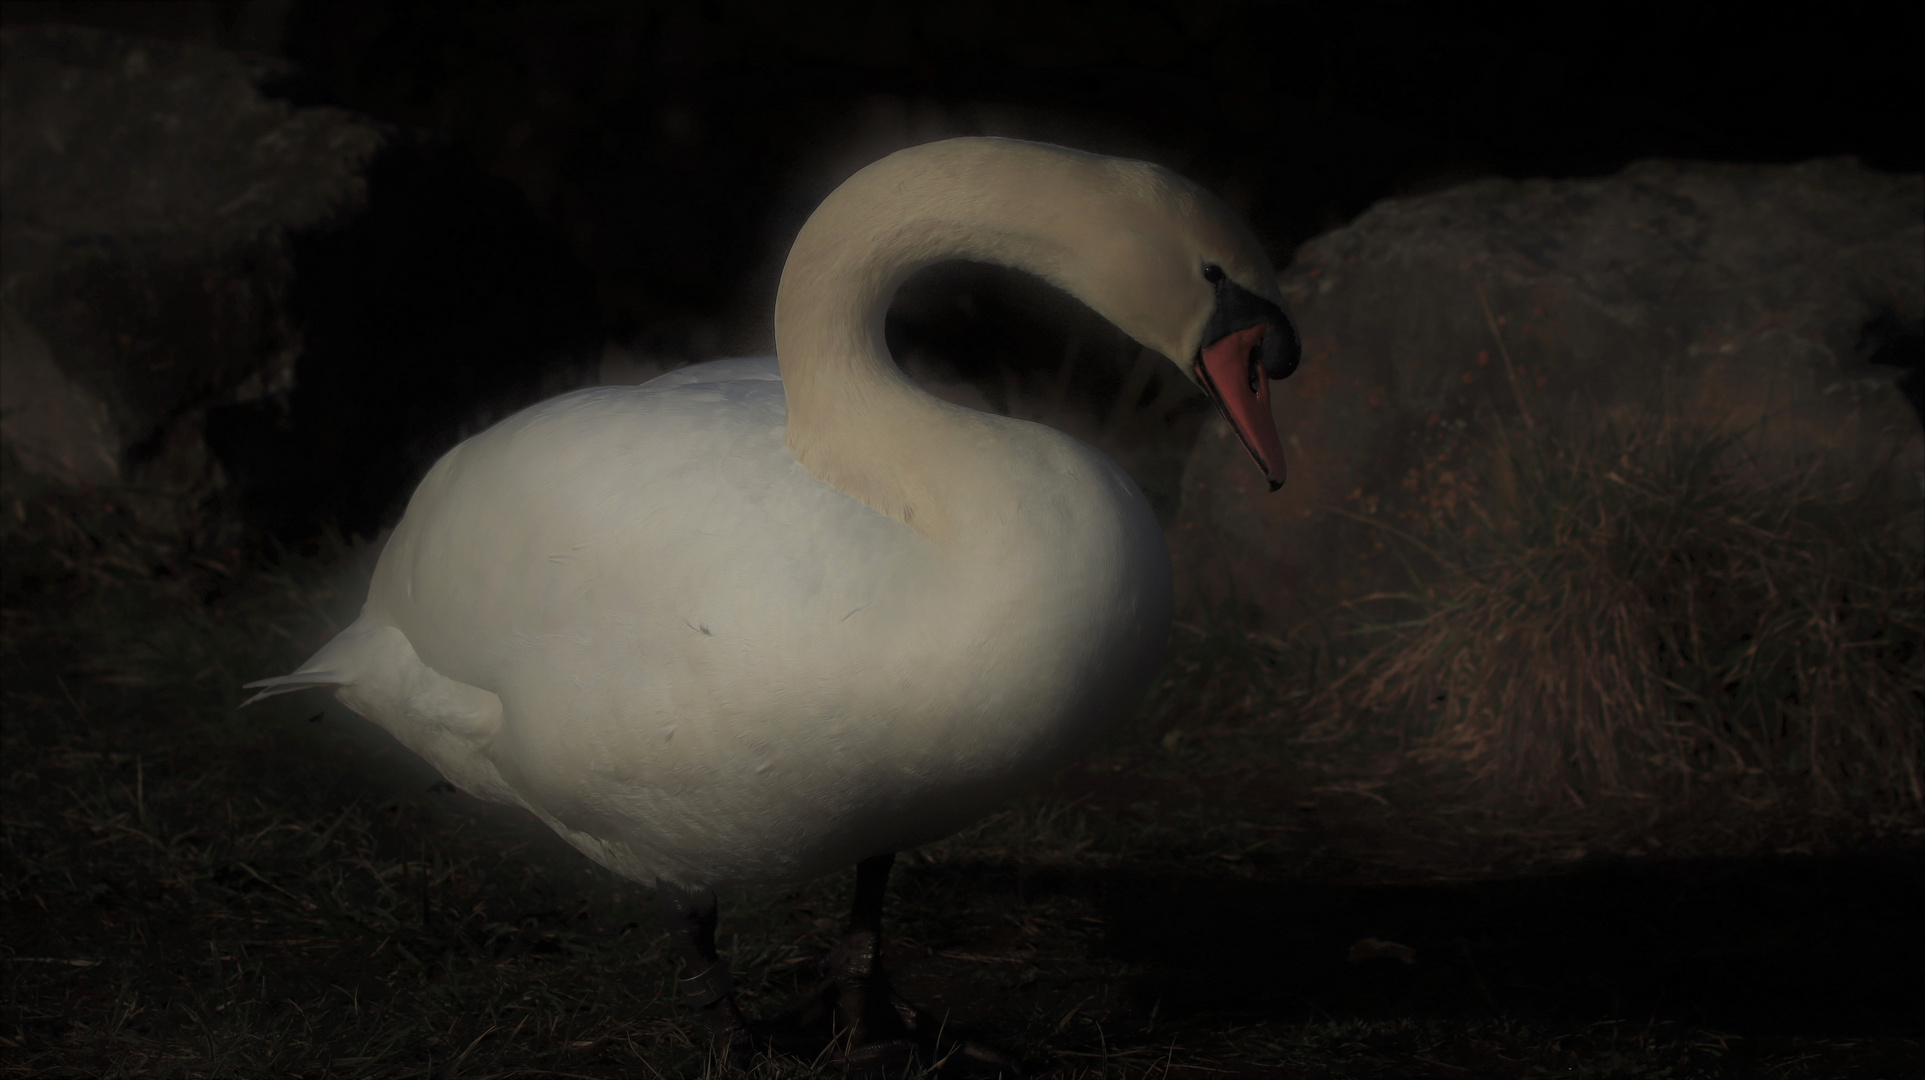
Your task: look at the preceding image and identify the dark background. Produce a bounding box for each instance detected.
[4,1,1920,540]
[7,1,1919,350]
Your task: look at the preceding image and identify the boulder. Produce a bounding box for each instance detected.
[1,25,600,543]
[1172,158,1925,630]
[1,24,382,532]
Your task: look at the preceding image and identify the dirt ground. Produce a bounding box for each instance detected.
[3,538,1921,1078]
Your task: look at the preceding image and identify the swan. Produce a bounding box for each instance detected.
[244,137,1298,1071]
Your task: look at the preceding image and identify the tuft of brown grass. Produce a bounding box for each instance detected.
[1317,406,1925,809]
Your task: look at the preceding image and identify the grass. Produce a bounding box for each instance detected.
[3,427,1923,1078]
[1313,401,1925,814]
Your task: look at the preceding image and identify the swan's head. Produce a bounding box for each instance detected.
[1021,146,1302,491]
[1183,256,1301,492]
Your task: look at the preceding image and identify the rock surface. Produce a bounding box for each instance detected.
[1,25,383,528]
[1173,158,1925,630]
[1,25,600,542]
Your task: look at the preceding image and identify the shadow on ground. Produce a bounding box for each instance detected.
[1064,858,1922,1036]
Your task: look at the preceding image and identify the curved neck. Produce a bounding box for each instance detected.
[773,139,1217,541]
[775,178,1062,541]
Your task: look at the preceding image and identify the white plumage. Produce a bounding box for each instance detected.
[247,135,1291,900]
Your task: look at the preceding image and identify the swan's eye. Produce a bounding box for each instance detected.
[1202,264,1225,284]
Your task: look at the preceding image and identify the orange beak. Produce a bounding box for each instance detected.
[1194,324,1287,491]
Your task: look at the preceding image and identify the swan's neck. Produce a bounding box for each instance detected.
[776,139,1212,544]
[773,177,1078,542]
[776,210,1060,544]
[776,139,1251,543]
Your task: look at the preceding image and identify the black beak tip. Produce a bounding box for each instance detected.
[1266,476,1284,493]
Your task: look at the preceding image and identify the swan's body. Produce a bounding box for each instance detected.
[279,355,1166,886]
[248,138,1297,1067]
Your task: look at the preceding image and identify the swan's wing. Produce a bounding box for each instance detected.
[264,371,953,884]
[638,356,780,389]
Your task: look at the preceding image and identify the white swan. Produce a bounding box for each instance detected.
[246,137,1297,1070]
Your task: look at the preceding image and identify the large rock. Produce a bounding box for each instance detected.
[1,25,600,542]
[1173,158,1925,630]
[1,25,383,530]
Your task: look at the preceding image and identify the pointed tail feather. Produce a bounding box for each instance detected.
[241,670,345,707]
[240,614,392,708]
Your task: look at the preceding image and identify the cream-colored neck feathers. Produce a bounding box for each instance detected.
[773,138,1271,540]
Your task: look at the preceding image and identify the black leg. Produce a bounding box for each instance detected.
[825,853,917,1049]
[655,879,747,1048]
[819,852,1025,1076]
[690,855,1026,1075]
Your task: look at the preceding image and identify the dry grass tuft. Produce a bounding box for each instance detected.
[1318,407,1924,809]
